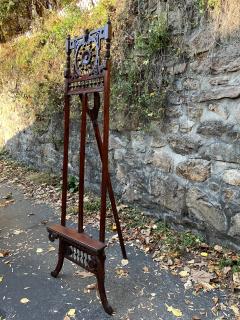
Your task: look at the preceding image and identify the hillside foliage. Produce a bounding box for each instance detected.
[0,0,239,131]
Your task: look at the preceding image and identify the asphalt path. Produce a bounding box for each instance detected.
[0,183,232,320]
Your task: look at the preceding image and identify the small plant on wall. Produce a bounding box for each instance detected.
[111,13,170,130]
[197,0,221,13]
[135,14,170,57]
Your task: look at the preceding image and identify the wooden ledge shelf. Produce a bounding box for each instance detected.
[47,224,106,253]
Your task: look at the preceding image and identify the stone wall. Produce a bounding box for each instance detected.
[1,0,240,249]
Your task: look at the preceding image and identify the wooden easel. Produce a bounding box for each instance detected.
[47,19,127,315]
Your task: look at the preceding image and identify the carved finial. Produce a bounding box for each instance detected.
[66,34,71,54]
[84,29,90,42]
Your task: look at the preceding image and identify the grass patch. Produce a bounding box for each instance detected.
[26,172,60,186]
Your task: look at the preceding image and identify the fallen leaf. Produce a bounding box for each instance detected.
[192,316,201,320]
[0,199,15,207]
[67,308,76,317]
[13,229,23,235]
[75,270,94,278]
[190,270,213,284]
[233,272,240,289]
[143,266,149,273]
[115,268,129,278]
[166,304,182,317]
[0,276,3,283]
[121,259,129,266]
[212,297,219,305]
[48,246,55,252]
[20,298,30,304]
[87,283,96,290]
[200,282,214,291]
[200,252,208,257]
[223,266,231,275]
[214,245,222,253]
[231,305,240,316]
[184,279,192,290]
[112,223,117,231]
[0,250,9,258]
[84,283,96,293]
[179,270,189,278]
[187,259,195,264]
[36,248,43,253]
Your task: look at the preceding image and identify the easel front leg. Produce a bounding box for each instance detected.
[51,239,65,278]
[96,254,114,315]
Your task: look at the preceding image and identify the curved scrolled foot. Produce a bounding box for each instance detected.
[102,303,114,315]
[51,270,59,278]
[51,246,64,278]
[50,256,64,278]
[97,269,114,315]
[48,232,58,242]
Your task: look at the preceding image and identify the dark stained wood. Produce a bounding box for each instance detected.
[47,19,126,315]
[61,34,71,227]
[87,95,127,259]
[47,224,106,252]
[78,93,87,233]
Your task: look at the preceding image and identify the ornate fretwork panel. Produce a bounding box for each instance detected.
[68,76,104,94]
[64,243,98,273]
[67,23,111,82]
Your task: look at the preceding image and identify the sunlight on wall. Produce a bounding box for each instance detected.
[212,0,240,39]
[0,92,35,147]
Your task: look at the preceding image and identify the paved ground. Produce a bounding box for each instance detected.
[0,183,233,320]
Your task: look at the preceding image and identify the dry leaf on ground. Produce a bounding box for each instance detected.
[179,270,189,278]
[121,259,129,266]
[200,252,208,257]
[143,266,149,273]
[13,229,23,235]
[115,268,129,278]
[75,270,94,278]
[0,250,9,258]
[20,298,30,304]
[84,283,97,293]
[233,272,240,289]
[67,308,76,317]
[165,304,183,317]
[190,269,213,284]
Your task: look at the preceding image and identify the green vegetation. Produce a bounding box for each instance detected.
[121,205,202,253]
[68,175,79,193]
[111,15,169,129]
[197,0,221,13]
[135,15,170,56]
[219,256,240,273]
[0,0,170,132]
[0,0,72,42]
[26,172,60,186]
[0,0,116,131]
[111,55,166,129]
[111,53,166,129]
